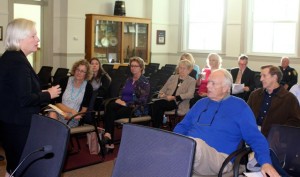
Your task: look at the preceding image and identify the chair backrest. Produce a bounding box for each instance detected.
[52,68,69,85]
[145,63,160,77]
[254,71,262,89]
[267,125,300,176]
[102,64,114,76]
[37,66,53,88]
[15,114,70,177]
[109,71,127,98]
[117,65,131,76]
[111,124,196,177]
[149,62,160,70]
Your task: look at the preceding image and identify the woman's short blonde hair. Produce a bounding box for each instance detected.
[70,59,92,80]
[180,53,195,66]
[178,59,193,71]
[129,56,145,74]
[5,18,36,51]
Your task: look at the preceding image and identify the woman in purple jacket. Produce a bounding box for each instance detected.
[103,57,150,151]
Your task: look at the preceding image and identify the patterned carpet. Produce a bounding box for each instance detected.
[63,136,119,172]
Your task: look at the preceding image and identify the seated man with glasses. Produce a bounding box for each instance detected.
[173,68,279,177]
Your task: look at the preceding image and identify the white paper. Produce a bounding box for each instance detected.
[232,84,244,94]
[243,172,263,177]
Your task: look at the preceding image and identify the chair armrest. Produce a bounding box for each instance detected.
[218,147,252,177]
[66,111,97,125]
[174,101,183,116]
[232,147,252,177]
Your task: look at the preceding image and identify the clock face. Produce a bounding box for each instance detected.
[101,37,109,47]
[109,36,118,46]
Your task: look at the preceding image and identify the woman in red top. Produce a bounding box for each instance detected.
[190,53,222,108]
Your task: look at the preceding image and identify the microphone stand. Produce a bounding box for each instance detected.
[9,145,52,177]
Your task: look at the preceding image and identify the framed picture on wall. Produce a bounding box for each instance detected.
[156,30,165,45]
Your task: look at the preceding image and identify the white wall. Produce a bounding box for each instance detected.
[2,0,300,80]
[0,1,9,53]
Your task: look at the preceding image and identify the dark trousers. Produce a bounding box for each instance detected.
[0,122,30,173]
[151,99,177,128]
[103,101,133,140]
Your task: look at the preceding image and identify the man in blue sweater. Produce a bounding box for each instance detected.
[174,68,279,177]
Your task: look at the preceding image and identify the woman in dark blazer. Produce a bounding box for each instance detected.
[89,58,112,111]
[0,18,61,176]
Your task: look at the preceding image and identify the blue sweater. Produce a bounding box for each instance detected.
[174,96,272,166]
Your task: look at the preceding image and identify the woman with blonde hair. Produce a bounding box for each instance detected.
[152,59,196,128]
[0,18,61,177]
[190,53,222,108]
[179,53,201,79]
[49,59,93,127]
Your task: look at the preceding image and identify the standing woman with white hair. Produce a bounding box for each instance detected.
[0,18,61,177]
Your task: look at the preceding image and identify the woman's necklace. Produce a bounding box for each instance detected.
[70,80,84,100]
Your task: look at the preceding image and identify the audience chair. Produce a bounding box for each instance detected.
[102,64,114,76]
[267,125,300,176]
[108,71,127,98]
[160,66,176,76]
[254,71,262,89]
[67,111,106,158]
[98,97,152,126]
[149,62,160,70]
[93,73,112,121]
[114,91,161,127]
[164,109,185,131]
[195,125,300,177]
[111,124,196,177]
[164,64,177,69]
[114,105,152,125]
[145,63,160,77]
[149,69,174,96]
[192,141,249,177]
[117,65,131,76]
[40,106,106,158]
[51,68,69,86]
[220,125,300,177]
[14,114,69,177]
[37,66,53,89]
[163,101,185,130]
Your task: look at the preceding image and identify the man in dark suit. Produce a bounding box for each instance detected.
[279,56,298,90]
[230,54,255,102]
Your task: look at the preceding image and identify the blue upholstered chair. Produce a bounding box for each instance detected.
[111,123,196,177]
[14,114,70,177]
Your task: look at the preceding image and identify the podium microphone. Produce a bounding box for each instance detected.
[9,145,53,177]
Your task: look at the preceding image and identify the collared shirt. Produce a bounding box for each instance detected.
[257,86,280,125]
